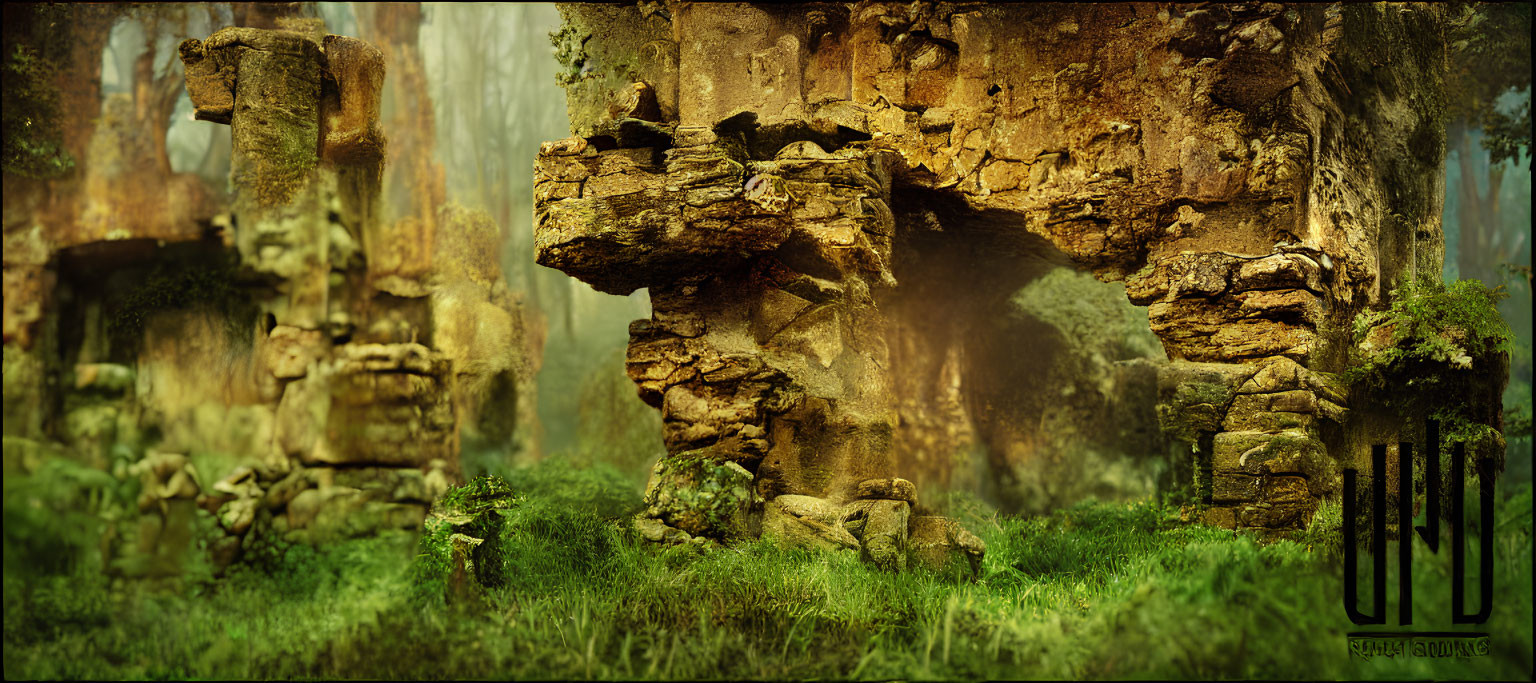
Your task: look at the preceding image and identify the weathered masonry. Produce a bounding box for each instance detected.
[532,1,1497,565]
[1,12,539,578]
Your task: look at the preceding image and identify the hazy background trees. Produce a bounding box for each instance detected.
[1443,2,1532,477]
[411,3,658,465]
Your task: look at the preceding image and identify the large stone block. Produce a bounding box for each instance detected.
[762,495,858,552]
[1213,430,1329,480]
[1223,391,1318,432]
[1156,361,1255,441]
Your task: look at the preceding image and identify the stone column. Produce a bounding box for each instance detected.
[182,28,335,330]
[180,28,454,549]
[537,117,976,568]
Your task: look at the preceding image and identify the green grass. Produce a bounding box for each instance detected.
[4,459,1532,680]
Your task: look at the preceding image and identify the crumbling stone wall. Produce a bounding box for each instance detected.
[2,8,540,580]
[532,1,1457,557]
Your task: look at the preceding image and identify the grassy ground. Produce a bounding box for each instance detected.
[4,459,1532,680]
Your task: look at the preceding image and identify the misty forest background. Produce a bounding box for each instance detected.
[3,3,1532,680]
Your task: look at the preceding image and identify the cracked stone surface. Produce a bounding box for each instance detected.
[533,2,1456,547]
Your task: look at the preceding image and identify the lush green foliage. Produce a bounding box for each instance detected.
[1,45,74,179]
[0,3,76,179]
[437,475,520,516]
[408,511,456,607]
[1349,278,1516,467]
[1350,278,1513,380]
[4,461,1532,680]
[3,456,126,578]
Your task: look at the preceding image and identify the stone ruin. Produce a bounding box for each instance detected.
[531,1,1503,569]
[3,12,539,578]
[2,2,1508,582]
[165,22,540,564]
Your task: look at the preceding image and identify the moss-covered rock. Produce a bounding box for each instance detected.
[641,451,757,541]
[1350,278,1513,382]
[1156,362,1254,441]
[907,514,985,581]
[412,475,520,604]
[1211,430,1334,500]
[846,498,909,572]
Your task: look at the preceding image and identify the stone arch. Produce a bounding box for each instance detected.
[533,2,1452,545]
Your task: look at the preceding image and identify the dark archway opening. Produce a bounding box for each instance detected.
[882,188,1179,515]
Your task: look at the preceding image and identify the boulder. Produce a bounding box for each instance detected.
[762,495,858,551]
[908,515,986,580]
[641,452,757,541]
[845,498,910,571]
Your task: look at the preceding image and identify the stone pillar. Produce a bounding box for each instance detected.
[180,23,542,554]
[182,28,327,327]
[179,28,450,549]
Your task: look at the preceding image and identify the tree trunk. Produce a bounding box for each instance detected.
[1454,121,1510,285]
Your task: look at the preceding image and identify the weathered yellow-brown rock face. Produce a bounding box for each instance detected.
[534,1,1452,550]
[2,14,540,579]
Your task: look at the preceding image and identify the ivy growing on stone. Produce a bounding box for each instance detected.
[105,258,259,357]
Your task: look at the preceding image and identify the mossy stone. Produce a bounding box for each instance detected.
[642,451,756,541]
[414,475,521,600]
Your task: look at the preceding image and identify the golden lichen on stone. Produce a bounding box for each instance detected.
[320,34,387,166]
[178,37,237,124]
